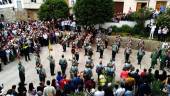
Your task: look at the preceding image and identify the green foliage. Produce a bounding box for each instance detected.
[112,25,120,33]
[74,0,113,27]
[156,8,170,28]
[38,0,69,21]
[120,25,132,33]
[128,8,152,34]
[129,8,152,21]
[112,25,132,33]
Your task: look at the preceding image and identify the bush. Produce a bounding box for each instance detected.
[112,25,120,33]
[120,25,132,33]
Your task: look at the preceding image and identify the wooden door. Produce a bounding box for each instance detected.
[136,2,147,11]
[114,2,124,14]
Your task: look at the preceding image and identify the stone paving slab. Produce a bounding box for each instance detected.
[0,44,155,91]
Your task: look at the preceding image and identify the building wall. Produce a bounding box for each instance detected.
[22,0,44,9]
[0,7,16,22]
[114,0,170,14]
[26,9,38,20]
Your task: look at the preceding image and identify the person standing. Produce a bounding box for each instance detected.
[23,42,31,61]
[124,46,132,63]
[149,23,156,39]
[162,26,169,41]
[59,55,67,75]
[94,86,105,96]
[69,57,79,78]
[62,39,67,52]
[105,62,115,82]
[99,43,104,59]
[160,49,167,70]
[150,49,159,68]
[18,61,25,84]
[96,61,104,81]
[38,65,46,83]
[84,65,93,80]
[48,55,55,76]
[157,27,162,41]
[105,36,109,48]
[75,50,79,61]
[137,47,145,65]
[112,43,118,61]
[43,80,56,96]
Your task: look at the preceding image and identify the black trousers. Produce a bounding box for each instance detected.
[100,50,104,58]
[19,72,25,84]
[125,53,130,63]
[63,44,66,52]
[25,54,30,61]
[112,51,116,60]
[50,63,55,75]
[61,67,66,75]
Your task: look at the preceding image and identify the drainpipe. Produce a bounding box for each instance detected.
[148,0,150,8]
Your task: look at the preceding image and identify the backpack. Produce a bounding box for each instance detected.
[59,59,67,68]
[96,66,103,74]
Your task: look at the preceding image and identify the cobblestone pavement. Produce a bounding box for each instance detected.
[0,44,156,91]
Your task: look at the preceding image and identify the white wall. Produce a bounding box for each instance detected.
[123,0,137,13]
[100,21,136,29]
[22,0,44,9]
[0,0,15,8]
[99,19,155,29]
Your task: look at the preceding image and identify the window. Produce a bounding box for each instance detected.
[71,0,75,5]
[17,1,22,9]
[31,0,36,3]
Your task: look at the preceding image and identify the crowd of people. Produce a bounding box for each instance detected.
[0,19,170,96]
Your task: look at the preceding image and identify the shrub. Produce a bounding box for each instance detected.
[120,25,132,33]
[112,25,120,33]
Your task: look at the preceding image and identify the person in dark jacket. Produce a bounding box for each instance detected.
[0,49,7,65]
[18,61,25,85]
[17,82,27,96]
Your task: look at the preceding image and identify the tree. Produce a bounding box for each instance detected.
[129,8,152,35]
[73,0,113,28]
[156,7,170,28]
[38,0,69,21]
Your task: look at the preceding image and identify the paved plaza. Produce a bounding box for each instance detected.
[0,43,154,91]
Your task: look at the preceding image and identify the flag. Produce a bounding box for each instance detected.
[48,40,53,51]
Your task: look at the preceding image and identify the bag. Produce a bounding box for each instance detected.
[96,67,103,73]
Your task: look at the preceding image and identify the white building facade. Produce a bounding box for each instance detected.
[0,0,170,21]
[114,0,170,14]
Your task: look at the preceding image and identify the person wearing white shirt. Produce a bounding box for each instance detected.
[71,21,76,32]
[162,26,169,41]
[5,48,11,63]
[94,86,105,96]
[149,23,156,39]
[61,20,65,31]
[55,31,60,43]
[43,33,48,46]
[115,84,125,96]
[157,27,162,41]
[43,80,56,96]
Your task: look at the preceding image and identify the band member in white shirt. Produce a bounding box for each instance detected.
[162,26,169,41]
[149,23,156,39]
